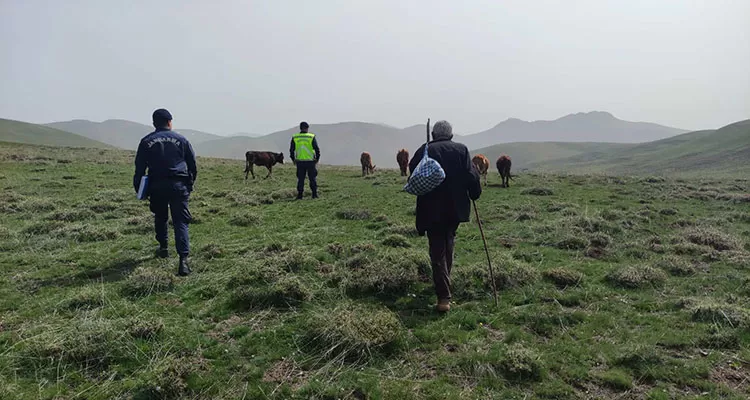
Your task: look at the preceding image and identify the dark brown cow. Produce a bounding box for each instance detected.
[360,152,376,176]
[472,154,490,186]
[396,149,409,177]
[245,151,284,180]
[496,154,512,188]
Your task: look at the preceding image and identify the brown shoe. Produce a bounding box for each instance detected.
[436,299,451,312]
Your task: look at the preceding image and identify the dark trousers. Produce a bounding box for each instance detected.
[149,180,191,257]
[296,161,318,195]
[427,223,459,300]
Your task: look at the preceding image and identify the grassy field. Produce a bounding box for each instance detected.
[1,141,749,399]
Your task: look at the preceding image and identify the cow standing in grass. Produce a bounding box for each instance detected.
[245,151,284,180]
[472,154,490,186]
[396,149,409,177]
[496,155,512,188]
[360,152,376,176]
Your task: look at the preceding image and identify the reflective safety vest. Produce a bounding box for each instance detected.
[293,132,316,161]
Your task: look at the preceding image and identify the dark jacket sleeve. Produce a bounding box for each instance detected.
[408,144,424,175]
[184,139,198,187]
[289,138,296,161]
[312,137,320,161]
[133,140,147,192]
[465,148,482,201]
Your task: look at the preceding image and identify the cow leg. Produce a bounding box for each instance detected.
[265,166,272,179]
[250,164,256,179]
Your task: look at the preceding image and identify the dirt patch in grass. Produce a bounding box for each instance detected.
[262,359,310,390]
[710,362,750,393]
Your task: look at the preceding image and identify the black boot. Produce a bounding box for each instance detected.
[296,192,303,200]
[177,256,191,276]
[312,192,319,199]
[157,244,169,258]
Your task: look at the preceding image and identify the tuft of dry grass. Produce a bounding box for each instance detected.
[684,227,741,251]
[122,267,176,297]
[335,209,371,220]
[655,255,696,276]
[607,265,667,289]
[306,302,403,361]
[543,268,584,288]
[229,211,262,227]
[382,234,411,248]
[522,187,554,196]
[689,302,750,328]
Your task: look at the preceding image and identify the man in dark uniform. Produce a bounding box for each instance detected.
[409,120,481,312]
[290,121,321,199]
[133,109,197,276]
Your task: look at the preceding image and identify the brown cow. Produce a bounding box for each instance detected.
[245,151,284,180]
[360,152,376,176]
[396,149,409,176]
[496,154,512,188]
[472,154,490,186]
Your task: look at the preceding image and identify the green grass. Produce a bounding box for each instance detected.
[531,119,750,177]
[1,142,749,399]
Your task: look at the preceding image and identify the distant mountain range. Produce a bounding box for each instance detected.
[33,111,689,166]
[0,118,112,149]
[461,111,687,149]
[44,119,220,150]
[2,112,748,176]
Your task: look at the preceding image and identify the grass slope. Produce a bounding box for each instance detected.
[0,118,112,149]
[532,120,750,176]
[1,142,749,399]
[471,142,634,171]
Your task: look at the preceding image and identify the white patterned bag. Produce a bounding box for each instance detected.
[404,119,445,195]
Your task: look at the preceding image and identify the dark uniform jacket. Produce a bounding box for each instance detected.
[133,128,197,192]
[409,138,482,235]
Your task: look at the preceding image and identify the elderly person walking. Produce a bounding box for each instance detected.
[408,120,482,312]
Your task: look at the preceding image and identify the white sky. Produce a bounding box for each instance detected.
[1,0,748,135]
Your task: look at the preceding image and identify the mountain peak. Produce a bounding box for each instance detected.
[559,111,616,121]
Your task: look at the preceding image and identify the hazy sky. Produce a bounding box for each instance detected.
[1,0,748,135]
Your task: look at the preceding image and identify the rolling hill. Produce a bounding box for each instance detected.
[45,119,221,150]
[0,118,112,148]
[471,142,635,171]
[460,111,688,149]
[530,119,750,176]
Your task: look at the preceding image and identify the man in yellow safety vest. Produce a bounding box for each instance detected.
[290,121,321,199]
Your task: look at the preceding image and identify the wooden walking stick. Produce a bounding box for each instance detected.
[473,200,499,307]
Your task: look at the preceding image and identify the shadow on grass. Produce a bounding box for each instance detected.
[34,256,150,289]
